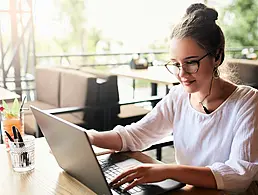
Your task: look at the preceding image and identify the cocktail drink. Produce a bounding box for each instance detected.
[1,98,24,151]
[1,112,24,150]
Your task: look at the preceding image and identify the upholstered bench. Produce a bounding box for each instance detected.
[226,59,258,89]
[23,67,99,136]
[23,67,61,135]
[23,66,162,137]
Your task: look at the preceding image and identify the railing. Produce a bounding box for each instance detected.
[35,47,258,67]
[36,51,169,67]
[1,47,258,100]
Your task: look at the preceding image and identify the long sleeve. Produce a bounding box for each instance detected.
[207,89,258,192]
[113,84,258,193]
[113,86,180,151]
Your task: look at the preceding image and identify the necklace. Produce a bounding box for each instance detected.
[198,76,214,114]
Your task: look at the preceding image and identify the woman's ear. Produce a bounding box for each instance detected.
[215,53,220,62]
[215,48,222,61]
[215,48,224,66]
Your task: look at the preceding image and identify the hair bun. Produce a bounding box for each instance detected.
[205,8,218,21]
[185,3,218,22]
[186,3,207,15]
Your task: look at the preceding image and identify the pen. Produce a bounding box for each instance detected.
[16,128,25,147]
[12,126,18,141]
[15,127,29,166]
[5,131,14,142]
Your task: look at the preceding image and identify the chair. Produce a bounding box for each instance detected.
[24,66,172,160]
[26,66,162,135]
[79,68,160,130]
[143,135,174,161]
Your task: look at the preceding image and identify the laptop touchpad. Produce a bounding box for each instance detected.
[116,158,142,169]
[101,153,142,170]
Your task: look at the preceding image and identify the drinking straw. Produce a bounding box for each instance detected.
[20,95,26,112]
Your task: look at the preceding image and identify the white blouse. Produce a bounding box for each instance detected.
[113,84,258,193]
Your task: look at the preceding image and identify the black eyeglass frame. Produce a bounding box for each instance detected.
[165,52,211,75]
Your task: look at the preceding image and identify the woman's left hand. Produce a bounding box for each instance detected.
[109,164,170,191]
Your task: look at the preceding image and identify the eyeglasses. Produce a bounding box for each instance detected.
[165,53,210,75]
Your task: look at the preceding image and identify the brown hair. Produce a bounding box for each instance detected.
[170,3,225,65]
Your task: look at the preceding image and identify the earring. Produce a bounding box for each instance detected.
[213,67,220,79]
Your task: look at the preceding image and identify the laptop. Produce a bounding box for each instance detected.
[31,106,185,195]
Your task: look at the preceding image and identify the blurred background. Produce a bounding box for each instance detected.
[0,0,258,100]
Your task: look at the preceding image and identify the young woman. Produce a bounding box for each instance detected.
[88,3,258,193]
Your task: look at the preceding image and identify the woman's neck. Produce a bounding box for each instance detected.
[190,78,228,114]
[201,78,225,103]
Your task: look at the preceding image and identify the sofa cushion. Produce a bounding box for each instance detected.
[23,101,57,136]
[35,67,61,107]
[59,69,98,120]
[24,108,84,137]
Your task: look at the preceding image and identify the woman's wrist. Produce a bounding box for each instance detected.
[164,164,178,179]
[164,164,217,189]
[87,129,98,145]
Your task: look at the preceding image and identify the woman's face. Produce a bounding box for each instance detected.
[169,37,216,94]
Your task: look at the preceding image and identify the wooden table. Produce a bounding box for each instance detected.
[110,66,179,86]
[81,66,179,95]
[0,138,226,195]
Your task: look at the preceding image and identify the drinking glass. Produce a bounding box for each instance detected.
[9,135,35,172]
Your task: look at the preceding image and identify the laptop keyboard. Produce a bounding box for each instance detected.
[99,159,143,194]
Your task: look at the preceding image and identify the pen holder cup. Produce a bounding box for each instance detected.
[1,111,24,151]
[9,135,35,172]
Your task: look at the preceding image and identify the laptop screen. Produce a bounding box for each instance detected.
[30,105,185,195]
